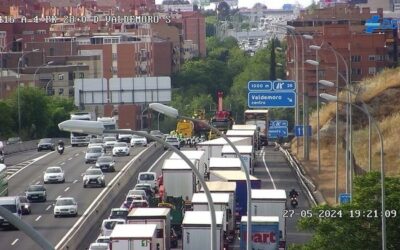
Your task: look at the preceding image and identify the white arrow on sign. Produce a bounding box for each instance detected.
[287,98,293,102]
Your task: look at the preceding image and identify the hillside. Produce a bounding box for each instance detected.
[291,68,400,205]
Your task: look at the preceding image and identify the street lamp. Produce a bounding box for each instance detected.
[17,49,40,136]
[148,102,253,250]
[320,93,386,250]
[33,61,54,85]
[58,119,218,250]
[305,58,321,173]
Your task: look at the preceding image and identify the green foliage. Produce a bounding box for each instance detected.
[291,172,400,250]
[0,100,14,138]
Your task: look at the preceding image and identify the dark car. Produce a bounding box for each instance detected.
[37,138,55,151]
[19,196,31,215]
[109,208,129,220]
[95,156,116,172]
[149,130,165,142]
[25,185,47,202]
[6,137,21,145]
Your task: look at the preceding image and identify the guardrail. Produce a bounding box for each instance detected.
[56,142,163,250]
[276,143,326,206]
[2,138,70,155]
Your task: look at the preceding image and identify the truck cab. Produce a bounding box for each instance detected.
[0,196,22,229]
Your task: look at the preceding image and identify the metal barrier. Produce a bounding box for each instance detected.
[2,138,70,155]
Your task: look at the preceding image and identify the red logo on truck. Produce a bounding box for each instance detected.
[242,232,277,244]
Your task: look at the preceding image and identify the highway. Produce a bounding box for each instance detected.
[0,144,160,250]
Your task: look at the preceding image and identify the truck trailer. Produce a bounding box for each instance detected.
[240,216,280,250]
[110,224,157,250]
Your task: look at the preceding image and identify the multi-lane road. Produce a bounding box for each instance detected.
[1,143,313,249]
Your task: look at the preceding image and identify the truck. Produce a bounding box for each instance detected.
[240,216,280,250]
[244,109,269,146]
[209,91,234,139]
[221,145,255,174]
[226,129,257,150]
[70,112,95,146]
[209,170,261,220]
[182,211,225,250]
[209,157,242,172]
[97,116,117,138]
[0,196,22,229]
[251,189,287,248]
[110,224,157,250]
[127,208,171,250]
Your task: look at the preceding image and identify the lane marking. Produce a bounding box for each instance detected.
[262,150,277,189]
[35,180,40,185]
[7,152,54,180]
[57,195,61,199]
[46,205,52,211]
[60,162,65,166]
[74,153,79,157]
[11,239,19,246]
[64,187,70,192]
[35,216,41,221]
[73,180,78,184]
[68,158,73,161]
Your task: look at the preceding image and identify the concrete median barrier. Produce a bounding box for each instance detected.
[2,138,69,155]
[56,142,163,250]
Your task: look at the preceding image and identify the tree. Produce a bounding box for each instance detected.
[290,172,400,250]
[0,100,14,139]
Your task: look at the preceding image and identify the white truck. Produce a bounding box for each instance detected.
[70,112,95,146]
[191,193,232,233]
[209,157,242,171]
[221,145,254,174]
[169,150,207,189]
[226,129,256,149]
[251,189,287,247]
[110,224,157,250]
[97,116,117,138]
[162,159,197,200]
[182,211,224,250]
[127,208,171,250]
[0,196,22,229]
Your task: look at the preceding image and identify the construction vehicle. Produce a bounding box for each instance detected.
[209,91,234,139]
[192,109,210,138]
[176,119,194,138]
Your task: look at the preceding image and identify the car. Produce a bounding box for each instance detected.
[117,131,132,143]
[133,183,154,198]
[53,197,78,217]
[96,235,110,244]
[101,218,125,236]
[19,196,31,215]
[25,184,47,202]
[37,138,55,151]
[43,166,65,183]
[149,130,165,141]
[137,172,157,191]
[122,194,147,209]
[127,189,148,201]
[95,156,116,172]
[83,168,105,188]
[130,134,148,147]
[108,208,129,220]
[88,242,109,250]
[6,137,21,145]
[88,137,104,148]
[103,136,117,148]
[112,142,130,156]
[127,199,149,211]
[85,145,105,164]
[165,136,180,149]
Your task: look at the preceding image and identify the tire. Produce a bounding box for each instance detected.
[61,179,65,183]
[54,214,58,218]
[37,148,41,152]
[44,181,48,184]
[83,185,87,188]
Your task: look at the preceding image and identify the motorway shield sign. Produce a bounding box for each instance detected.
[273,80,296,91]
[268,127,288,138]
[269,120,288,128]
[248,91,296,108]
[294,125,312,137]
[248,81,272,91]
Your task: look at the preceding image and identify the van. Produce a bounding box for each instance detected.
[0,196,22,229]
[101,218,125,236]
[137,172,157,191]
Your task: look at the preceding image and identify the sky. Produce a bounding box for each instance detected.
[237,0,314,9]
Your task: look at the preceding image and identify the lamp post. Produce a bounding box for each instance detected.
[58,119,218,250]
[33,61,54,86]
[149,102,253,250]
[17,49,39,136]
[320,93,386,250]
[305,58,321,173]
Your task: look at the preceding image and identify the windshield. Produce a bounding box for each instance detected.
[166,138,178,142]
[114,143,127,147]
[87,148,102,153]
[90,138,103,143]
[72,132,88,137]
[104,220,124,230]
[1,204,17,213]
[104,137,115,142]
[132,135,144,139]
[39,138,52,143]
[46,167,62,173]
[27,185,45,191]
[56,199,75,206]
[140,174,155,181]
[110,210,128,219]
[96,237,110,243]
[86,169,102,175]
[97,157,112,163]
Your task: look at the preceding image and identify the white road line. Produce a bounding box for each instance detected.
[73,180,78,184]
[148,151,169,172]
[11,239,19,245]
[68,157,73,161]
[57,195,61,199]
[262,150,277,189]
[46,205,52,211]
[35,180,40,185]
[35,216,41,221]
[64,187,70,192]
[7,152,54,180]
[60,162,65,165]
[74,153,79,157]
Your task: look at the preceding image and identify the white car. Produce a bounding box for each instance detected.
[54,197,78,217]
[43,166,65,184]
[103,137,117,148]
[83,168,106,188]
[101,218,125,236]
[137,172,157,191]
[88,242,109,250]
[112,142,130,156]
[130,134,148,147]
[165,136,180,149]
[85,146,105,164]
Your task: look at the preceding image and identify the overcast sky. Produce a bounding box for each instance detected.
[238,0,314,9]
